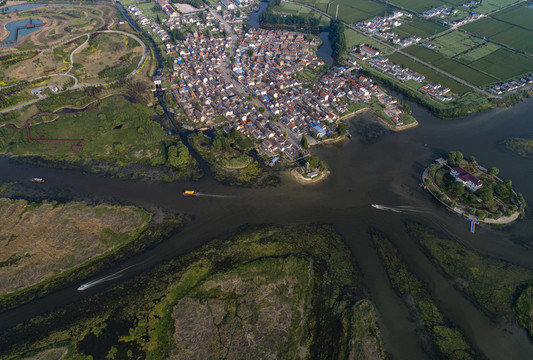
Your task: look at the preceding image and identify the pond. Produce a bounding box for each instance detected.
[1,18,44,46]
[0,3,45,13]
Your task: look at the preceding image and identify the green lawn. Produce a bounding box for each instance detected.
[345,28,390,53]
[432,31,484,57]
[392,18,447,39]
[457,42,500,62]
[0,95,169,165]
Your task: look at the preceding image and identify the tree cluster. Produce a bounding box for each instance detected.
[447,151,463,165]
[167,142,191,169]
[329,19,346,61]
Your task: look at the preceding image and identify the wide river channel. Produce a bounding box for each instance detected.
[1,2,533,358]
[1,95,533,358]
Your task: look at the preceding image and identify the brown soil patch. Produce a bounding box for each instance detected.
[0,199,150,294]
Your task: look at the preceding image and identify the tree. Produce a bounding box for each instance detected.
[476,184,492,201]
[469,156,476,163]
[447,151,457,165]
[167,143,191,169]
[456,151,463,163]
[450,181,465,197]
[488,167,499,175]
[337,122,347,135]
[301,136,308,149]
[155,105,164,116]
[258,107,265,113]
[156,14,161,25]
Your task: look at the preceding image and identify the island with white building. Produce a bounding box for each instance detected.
[422,152,526,224]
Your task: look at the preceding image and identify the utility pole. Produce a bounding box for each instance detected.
[336,4,339,19]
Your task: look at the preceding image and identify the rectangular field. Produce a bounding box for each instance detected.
[492,3,533,31]
[431,31,484,57]
[345,28,390,53]
[294,0,390,24]
[473,0,522,14]
[386,0,448,12]
[457,42,500,61]
[468,48,533,81]
[403,45,499,86]
[393,18,447,39]
[386,52,471,95]
[463,17,533,54]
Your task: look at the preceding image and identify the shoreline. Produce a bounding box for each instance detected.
[290,167,328,184]
[421,166,521,225]
[340,107,419,132]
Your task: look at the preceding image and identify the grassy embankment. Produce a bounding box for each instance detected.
[504,137,533,160]
[372,231,479,359]
[0,225,385,360]
[189,130,267,186]
[0,94,201,181]
[406,223,533,335]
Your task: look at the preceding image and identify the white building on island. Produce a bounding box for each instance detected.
[450,166,483,192]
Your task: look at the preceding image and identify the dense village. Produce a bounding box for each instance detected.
[124,0,416,169]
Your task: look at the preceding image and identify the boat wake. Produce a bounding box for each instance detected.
[195,192,236,198]
[372,204,424,214]
[77,264,139,291]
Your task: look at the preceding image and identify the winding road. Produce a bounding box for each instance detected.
[0,30,148,114]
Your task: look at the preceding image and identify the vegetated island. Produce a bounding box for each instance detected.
[504,136,533,160]
[0,192,186,312]
[422,151,526,224]
[0,224,386,360]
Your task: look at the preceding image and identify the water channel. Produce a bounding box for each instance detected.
[1,2,533,359]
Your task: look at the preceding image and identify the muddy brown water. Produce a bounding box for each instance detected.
[1,97,533,359]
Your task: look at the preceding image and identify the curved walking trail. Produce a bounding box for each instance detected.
[0,30,147,114]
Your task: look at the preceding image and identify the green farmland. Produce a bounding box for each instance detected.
[491,3,533,31]
[345,28,390,53]
[462,16,533,54]
[386,52,471,95]
[432,31,484,57]
[392,18,447,39]
[386,0,448,13]
[294,0,391,24]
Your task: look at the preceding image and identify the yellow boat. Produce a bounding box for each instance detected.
[183,190,197,196]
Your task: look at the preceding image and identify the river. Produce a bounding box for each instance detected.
[1,3,533,359]
[1,95,533,358]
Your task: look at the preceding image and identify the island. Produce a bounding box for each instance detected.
[422,151,526,223]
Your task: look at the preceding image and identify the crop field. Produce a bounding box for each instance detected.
[0,95,170,165]
[294,0,390,24]
[462,16,533,54]
[468,48,533,81]
[392,18,447,39]
[386,0,448,13]
[457,42,500,61]
[386,52,471,95]
[404,45,499,86]
[472,0,522,14]
[345,28,389,53]
[272,2,331,27]
[431,31,484,57]
[492,3,533,31]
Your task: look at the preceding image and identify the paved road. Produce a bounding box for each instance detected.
[283,0,501,98]
[0,30,148,114]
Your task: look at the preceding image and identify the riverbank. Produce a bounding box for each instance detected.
[0,224,385,360]
[290,167,328,184]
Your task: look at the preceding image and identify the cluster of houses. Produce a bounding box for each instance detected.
[351,44,381,60]
[355,12,423,46]
[443,11,484,27]
[368,56,425,82]
[127,5,170,41]
[421,7,456,18]
[171,32,236,123]
[489,75,533,95]
[461,0,481,8]
[421,83,452,101]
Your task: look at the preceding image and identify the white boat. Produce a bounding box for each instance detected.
[77,284,91,291]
